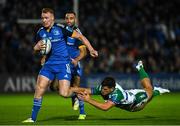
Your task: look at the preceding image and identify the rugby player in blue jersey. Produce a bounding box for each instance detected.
[22,8,98,123]
[49,11,87,119]
[65,11,87,119]
[72,61,170,112]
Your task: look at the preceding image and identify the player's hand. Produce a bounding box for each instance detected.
[77,91,90,102]
[71,58,78,67]
[34,40,46,51]
[90,49,98,57]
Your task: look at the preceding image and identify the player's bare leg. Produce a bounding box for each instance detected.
[130,61,153,112]
[140,78,153,101]
[136,61,153,100]
[34,75,52,99]
[71,76,80,110]
[40,55,46,66]
[49,79,59,91]
[58,80,71,97]
[71,76,86,119]
[22,75,51,123]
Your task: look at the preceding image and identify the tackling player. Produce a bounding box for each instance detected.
[72,61,170,112]
[23,8,98,123]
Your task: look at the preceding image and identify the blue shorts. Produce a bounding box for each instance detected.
[70,61,82,77]
[39,63,71,81]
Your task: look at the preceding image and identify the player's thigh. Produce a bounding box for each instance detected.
[58,79,70,97]
[56,63,71,96]
[50,79,59,91]
[140,78,153,99]
[131,91,149,112]
[34,75,52,98]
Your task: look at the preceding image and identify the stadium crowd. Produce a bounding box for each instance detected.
[0,0,179,74]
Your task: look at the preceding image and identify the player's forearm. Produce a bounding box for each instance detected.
[33,49,40,54]
[70,87,91,94]
[79,35,94,52]
[34,43,41,51]
[41,55,46,66]
[72,32,94,52]
[86,98,110,111]
[75,46,87,61]
[33,42,41,54]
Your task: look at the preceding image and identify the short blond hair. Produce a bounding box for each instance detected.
[42,8,54,15]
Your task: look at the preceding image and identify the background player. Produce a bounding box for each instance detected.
[72,61,170,112]
[23,8,98,123]
[65,11,86,119]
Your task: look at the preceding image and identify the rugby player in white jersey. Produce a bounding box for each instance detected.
[72,61,170,112]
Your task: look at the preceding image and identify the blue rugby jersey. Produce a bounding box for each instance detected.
[66,26,83,59]
[35,23,73,64]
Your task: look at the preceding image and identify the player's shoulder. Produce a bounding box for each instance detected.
[73,26,82,34]
[115,83,124,90]
[37,27,45,34]
[110,84,124,97]
[109,88,124,102]
[56,23,66,28]
[56,23,73,32]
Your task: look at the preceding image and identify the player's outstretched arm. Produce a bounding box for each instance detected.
[71,31,98,57]
[78,92,115,111]
[70,87,91,94]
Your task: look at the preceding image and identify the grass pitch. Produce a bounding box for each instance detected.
[0,92,180,125]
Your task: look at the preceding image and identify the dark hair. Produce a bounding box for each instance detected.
[65,10,76,16]
[101,77,116,88]
[42,8,54,15]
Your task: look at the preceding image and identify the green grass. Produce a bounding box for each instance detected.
[0,92,180,125]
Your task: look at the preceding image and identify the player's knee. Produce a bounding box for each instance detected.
[34,84,45,99]
[36,84,45,91]
[58,90,69,98]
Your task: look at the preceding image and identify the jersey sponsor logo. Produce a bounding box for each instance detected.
[51,38,64,42]
[53,29,60,36]
[67,42,75,45]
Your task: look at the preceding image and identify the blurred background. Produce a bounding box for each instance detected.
[0,0,179,92]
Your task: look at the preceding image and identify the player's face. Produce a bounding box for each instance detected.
[41,12,54,28]
[101,86,113,96]
[65,13,76,27]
